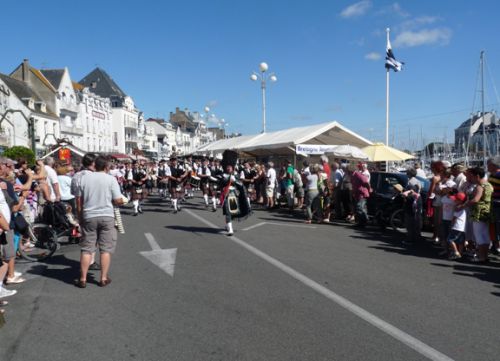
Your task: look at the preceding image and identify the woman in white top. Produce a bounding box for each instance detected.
[56,165,75,212]
[304,164,320,224]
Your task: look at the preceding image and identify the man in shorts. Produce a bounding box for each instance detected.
[76,156,124,288]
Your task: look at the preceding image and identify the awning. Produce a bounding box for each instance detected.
[41,143,86,159]
[108,153,132,161]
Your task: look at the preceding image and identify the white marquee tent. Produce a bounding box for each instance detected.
[195,121,373,157]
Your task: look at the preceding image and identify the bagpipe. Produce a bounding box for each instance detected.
[220,150,251,219]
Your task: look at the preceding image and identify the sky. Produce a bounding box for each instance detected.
[2,0,500,150]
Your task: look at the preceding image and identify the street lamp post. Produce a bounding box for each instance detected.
[204,106,210,125]
[250,62,277,133]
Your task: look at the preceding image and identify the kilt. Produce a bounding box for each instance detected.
[200,180,214,196]
[132,185,147,200]
[169,183,184,199]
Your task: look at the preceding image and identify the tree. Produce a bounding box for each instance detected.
[2,146,36,166]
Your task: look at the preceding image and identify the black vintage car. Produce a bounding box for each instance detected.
[367,172,430,232]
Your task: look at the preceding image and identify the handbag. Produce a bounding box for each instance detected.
[135,187,143,194]
[13,213,29,235]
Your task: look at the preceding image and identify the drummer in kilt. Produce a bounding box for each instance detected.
[128,161,148,216]
[198,158,217,212]
[169,156,188,213]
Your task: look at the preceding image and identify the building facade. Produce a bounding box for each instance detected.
[454,111,499,158]
[40,68,83,149]
[75,85,113,152]
[79,68,146,154]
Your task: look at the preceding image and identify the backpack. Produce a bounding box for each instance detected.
[293,169,303,187]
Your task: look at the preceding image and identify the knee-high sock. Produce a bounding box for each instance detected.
[227,222,233,234]
[133,200,139,212]
[212,197,216,209]
[172,198,178,210]
[203,194,209,205]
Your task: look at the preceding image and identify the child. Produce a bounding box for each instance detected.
[439,177,457,255]
[447,192,467,260]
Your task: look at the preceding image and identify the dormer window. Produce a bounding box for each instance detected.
[28,99,34,109]
[40,103,46,113]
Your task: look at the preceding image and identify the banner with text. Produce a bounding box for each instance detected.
[295,144,337,155]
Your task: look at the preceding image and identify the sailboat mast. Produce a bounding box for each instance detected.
[481,51,487,169]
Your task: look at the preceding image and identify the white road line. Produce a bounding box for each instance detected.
[145,232,161,251]
[184,208,455,361]
[242,222,317,231]
[241,222,267,231]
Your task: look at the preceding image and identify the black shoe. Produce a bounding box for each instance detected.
[89,262,101,271]
[133,212,138,216]
[138,207,143,214]
[173,209,178,214]
[177,206,182,212]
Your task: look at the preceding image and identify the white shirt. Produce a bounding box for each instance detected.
[0,189,11,224]
[454,173,467,193]
[362,169,370,183]
[441,196,455,221]
[416,168,426,178]
[198,166,211,177]
[306,174,318,191]
[266,168,277,188]
[44,165,59,202]
[452,209,466,232]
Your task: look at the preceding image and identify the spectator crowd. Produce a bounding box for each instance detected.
[1,151,499,321]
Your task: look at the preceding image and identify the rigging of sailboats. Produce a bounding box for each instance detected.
[454,51,500,169]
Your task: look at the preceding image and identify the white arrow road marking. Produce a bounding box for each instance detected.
[184,208,455,361]
[140,233,177,277]
[242,221,317,231]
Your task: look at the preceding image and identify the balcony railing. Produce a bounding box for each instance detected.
[60,123,84,135]
[125,136,139,143]
[124,119,138,129]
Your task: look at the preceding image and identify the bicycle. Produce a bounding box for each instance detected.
[18,222,59,262]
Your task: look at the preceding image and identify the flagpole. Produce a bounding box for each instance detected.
[385,28,390,171]
[386,28,390,147]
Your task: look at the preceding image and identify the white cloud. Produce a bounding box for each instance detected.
[393,27,452,47]
[340,0,372,18]
[400,16,441,30]
[391,3,410,18]
[375,2,410,18]
[365,52,382,61]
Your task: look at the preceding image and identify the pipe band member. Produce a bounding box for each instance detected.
[219,150,251,236]
[211,158,224,202]
[198,158,217,211]
[169,156,188,213]
[157,159,170,198]
[129,161,147,216]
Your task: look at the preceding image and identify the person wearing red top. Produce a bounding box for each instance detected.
[487,156,500,254]
[351,169,371,227]
[320,155,331,180]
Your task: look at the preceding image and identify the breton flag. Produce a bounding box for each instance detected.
[385,38,403,72]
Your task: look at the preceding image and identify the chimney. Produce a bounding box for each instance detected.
[22,59,30,83]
